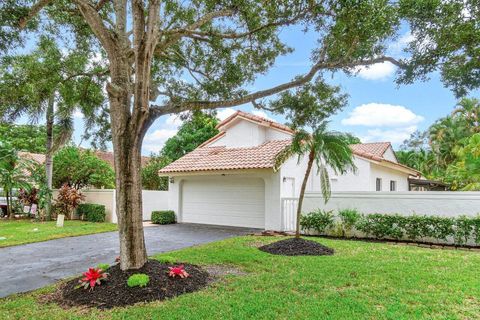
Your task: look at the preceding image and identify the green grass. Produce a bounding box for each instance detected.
[0,220,118,247]
[1,236,479,319]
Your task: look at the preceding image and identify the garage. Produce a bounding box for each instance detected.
[180,177,265,228]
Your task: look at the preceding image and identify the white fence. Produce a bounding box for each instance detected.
[281,191,480,232]
[53,189,169,223]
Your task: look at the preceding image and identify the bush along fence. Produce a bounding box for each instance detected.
[76,204,107,222]
[151,210,176,225]
[300,209,480,247]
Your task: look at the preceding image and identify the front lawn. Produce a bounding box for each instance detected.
[0,220,118,247]
[1,236,479,319]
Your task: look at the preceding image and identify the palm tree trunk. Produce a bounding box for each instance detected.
[45,94,54,221]
[295,149,315,238]
[6,189,13,219]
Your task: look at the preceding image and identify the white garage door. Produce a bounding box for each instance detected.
[181,177,265,228]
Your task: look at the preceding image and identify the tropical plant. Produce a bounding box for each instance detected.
[271,80,355,238]
[79,268,108,290]
[445,134,480,190]
[168,265,189,279]
[0,142,34,218]
[55,184,85,219]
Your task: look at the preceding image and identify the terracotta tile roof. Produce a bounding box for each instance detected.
[350,142,420,176]
[217,110,294,134]
[159,139,291,173]
[94,150,151,168]
[18,152,46,164]
[350,142,391,160]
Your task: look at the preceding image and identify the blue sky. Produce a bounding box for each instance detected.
[62,26,477,155]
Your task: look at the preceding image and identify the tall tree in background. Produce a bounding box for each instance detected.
[9,0,478,270]
[162,111,219,161]
[0,36,107,220]
[272,81,355,238]
[53,146,115,190]
[141,154,171,190]
[0,124,53,153]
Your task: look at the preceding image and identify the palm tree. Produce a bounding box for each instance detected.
[0,36,106,220]
[452,98,480,133]
[275,122,356,238]
[0,143,33,218]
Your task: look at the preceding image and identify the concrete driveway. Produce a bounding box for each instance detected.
[0,223,256,298]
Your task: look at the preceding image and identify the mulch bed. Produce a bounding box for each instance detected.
[258,237,334,256]
[59,259,209,309]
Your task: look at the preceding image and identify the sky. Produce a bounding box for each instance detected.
[58,25,477,155]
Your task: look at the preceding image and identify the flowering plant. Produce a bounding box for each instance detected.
[168,265,189,278]
[79,267,108,290]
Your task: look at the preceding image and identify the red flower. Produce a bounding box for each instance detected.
[168,265,189,278]
[79,268,108,290]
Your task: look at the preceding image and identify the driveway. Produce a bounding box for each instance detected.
[0,223,256,298]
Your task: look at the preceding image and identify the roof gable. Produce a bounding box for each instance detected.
[217,110,294,134]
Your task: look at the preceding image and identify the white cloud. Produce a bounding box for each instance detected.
[143,128,178,153]
[353,62,396,81]
[341,103,424,127]
[217,108,237,121]
[389,31,415,55]
[252,110,274,121]
[360,126,418,144]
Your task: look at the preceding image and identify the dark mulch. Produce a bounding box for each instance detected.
[59,259,209,309]
[258,237,334,256]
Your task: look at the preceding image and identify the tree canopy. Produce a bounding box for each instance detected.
[53,146,115,189]
[162,111,219,161]
[0,123,59,153]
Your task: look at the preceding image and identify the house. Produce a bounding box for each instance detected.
[159,111,421,230]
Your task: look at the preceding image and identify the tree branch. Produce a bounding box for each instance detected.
[149,55,404,120]
[73,0,118,56]
[156,8,235,53]
[18,0,53,29]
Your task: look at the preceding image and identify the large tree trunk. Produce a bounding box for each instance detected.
[295,149,315,238]
[44,94,54,221]
[109,86,148,270]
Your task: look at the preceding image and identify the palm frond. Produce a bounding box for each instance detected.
[319,164,331,204]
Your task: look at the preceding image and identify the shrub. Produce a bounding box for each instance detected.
[127,274,150,288]
[157,255,176,264]
[96,263,110,271]
[355,214,405,239]
[338,209,361,237]
[454,216,473,245]
[300,209,335,234]
[79,268,108,290]
[55,184,85,219]
[77,203,106,222]
[151,210,176,224]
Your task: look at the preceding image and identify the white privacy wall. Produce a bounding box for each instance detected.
[301,191,480,217]
[54,189,169,223]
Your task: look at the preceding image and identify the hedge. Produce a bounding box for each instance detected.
[151,210,176,224]
[300,209,480,246]
[76,203,106,222]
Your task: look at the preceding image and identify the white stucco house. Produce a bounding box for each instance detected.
[159,111,420,230]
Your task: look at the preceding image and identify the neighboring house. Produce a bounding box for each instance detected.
[159,111,420,229]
